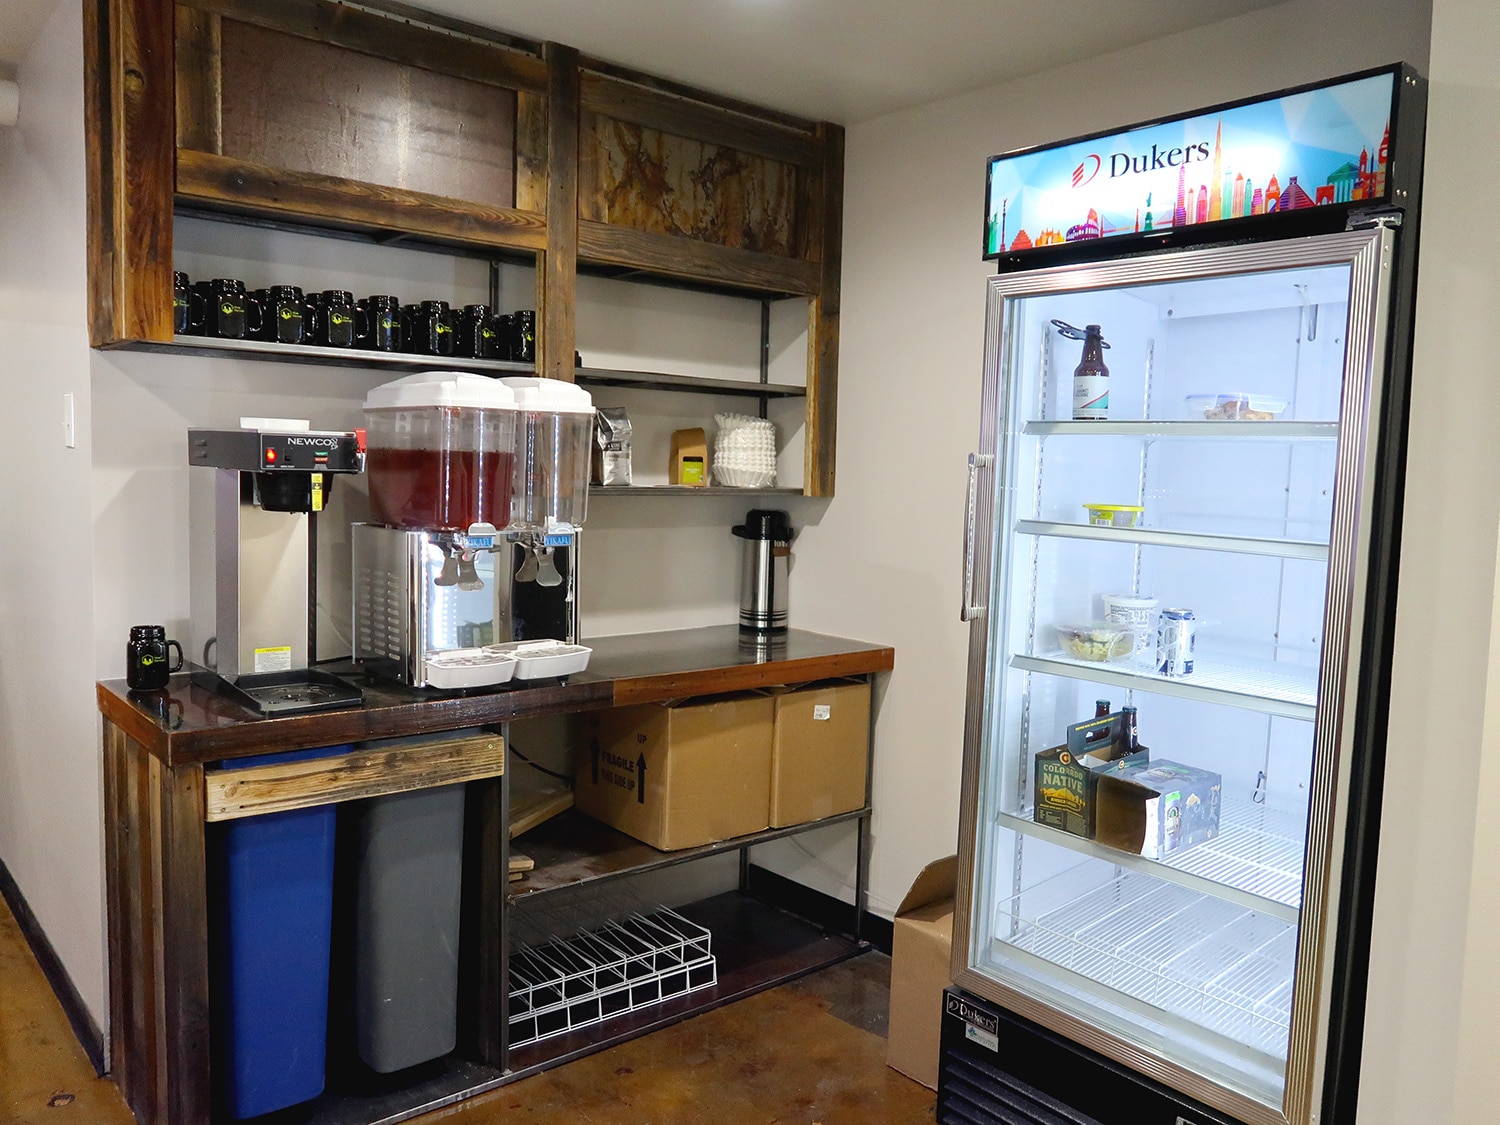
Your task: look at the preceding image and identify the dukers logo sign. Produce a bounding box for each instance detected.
[1074,141,1212,187]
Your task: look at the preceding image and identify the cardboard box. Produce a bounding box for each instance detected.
[1095,760,1222,859]
[576,693,772,850]
[768,679,870,828]
[669,427,708,486]
[1033,712,1148,839]
[887,855,957,1091]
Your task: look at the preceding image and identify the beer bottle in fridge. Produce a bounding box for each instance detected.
[1072,324,1109,420]
[1121,705,1140,759]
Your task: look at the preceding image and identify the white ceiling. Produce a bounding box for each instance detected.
[0,0,1283,120]
[407,0,1283,123]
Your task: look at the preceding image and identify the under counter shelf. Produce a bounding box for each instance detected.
[1011,653,1317,721]
[1023,420,1339,440]
[574,367,806,398]
[996,795,1306,922]
[1014,519,1329,561]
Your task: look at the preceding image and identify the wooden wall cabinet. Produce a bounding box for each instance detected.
[85,0,844,495]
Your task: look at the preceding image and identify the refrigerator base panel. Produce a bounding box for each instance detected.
[939,987,1244,1125]
[989,871,1294,1062]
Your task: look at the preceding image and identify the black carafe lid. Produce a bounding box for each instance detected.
[732,508,793,542]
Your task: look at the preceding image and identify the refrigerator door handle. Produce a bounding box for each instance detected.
[961,453,993,621]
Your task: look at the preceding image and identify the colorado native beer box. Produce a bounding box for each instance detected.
[577,693,773,850]
[1095,760,1223,860]
[1033,711,1148,839]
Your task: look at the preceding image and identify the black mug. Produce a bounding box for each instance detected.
[454,303,490,359]
[408,300,455,356]
[196,278,250,339]
[313,290,357,348]
[173,272,192,335]
[357,295,401,352]
[510,309,536,364]
[126,625,184,692]
[484,312,513,360]
[257,285,312,345]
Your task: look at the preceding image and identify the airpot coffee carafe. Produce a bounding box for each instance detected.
[732,509,793,633]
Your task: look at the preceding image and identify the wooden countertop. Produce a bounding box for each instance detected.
[98,626,894,767]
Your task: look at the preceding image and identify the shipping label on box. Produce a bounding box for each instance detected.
[1095,760,1222,860]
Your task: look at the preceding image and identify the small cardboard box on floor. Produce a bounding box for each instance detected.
[887,854,957,1091]
[769,679,871,828]
[577,692,773,850]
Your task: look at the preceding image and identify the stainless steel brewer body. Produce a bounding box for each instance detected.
[186,425,366,714]
[732,509,793,633]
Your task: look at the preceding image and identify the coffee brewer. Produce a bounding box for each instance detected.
[352,373,593,689]
[188,422,367,714]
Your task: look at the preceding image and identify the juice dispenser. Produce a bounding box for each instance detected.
[352,373,592,689]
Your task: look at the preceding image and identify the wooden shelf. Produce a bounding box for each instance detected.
[575,367,806,398]
[115,335,537,376]
[509,807,869,900]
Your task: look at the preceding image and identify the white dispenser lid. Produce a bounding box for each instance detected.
[364,371,519,411]
[499,376,594,415]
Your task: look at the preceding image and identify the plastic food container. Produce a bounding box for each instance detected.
[364,372,518,532]
[484,639,592,679]
[1083,503,1144,527]
[422,648,518,690]
[501,378,595,533]
[1055,623,1137,663]
[1185,393,1288,420]
[1102,594,1159,664]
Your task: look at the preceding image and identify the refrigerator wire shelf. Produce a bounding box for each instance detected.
[1014,651,1318,719]
[996,873,1295,1058]
[1163,797,1308,908]
[508,906,718,1048]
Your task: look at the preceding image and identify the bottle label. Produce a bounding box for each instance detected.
[1074,374,1109,420]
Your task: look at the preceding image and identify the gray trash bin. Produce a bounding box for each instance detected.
[350,782,466,1072]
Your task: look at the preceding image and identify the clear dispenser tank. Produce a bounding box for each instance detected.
[501,377,595,533]
[363,372,519,532]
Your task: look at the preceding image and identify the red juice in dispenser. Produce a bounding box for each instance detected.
[364,374,519,532]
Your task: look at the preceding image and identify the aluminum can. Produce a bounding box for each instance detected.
[1156,608,1195,677]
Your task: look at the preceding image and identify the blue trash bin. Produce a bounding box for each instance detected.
[211,745,348,1119]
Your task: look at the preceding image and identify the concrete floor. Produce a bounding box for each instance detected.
[0,895,936,1124]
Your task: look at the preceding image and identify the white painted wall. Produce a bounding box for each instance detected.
[0,0,105,1030]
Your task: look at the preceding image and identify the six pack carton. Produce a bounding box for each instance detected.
[769,679,870,828]
[1032,711,1148,839]
[577,693,773,850]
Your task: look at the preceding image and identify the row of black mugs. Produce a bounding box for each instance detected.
[174,273,537,361]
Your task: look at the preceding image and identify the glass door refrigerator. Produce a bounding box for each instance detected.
[946,65,1425,1125]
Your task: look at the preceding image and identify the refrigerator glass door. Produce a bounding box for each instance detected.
[954,230,1393,1125]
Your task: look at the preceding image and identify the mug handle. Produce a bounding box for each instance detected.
[354,302,371,346]
[187,290,206,334]
[245,294,265,339]
[166,639,184,674]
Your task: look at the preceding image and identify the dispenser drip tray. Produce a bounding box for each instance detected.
[230,669,365,716]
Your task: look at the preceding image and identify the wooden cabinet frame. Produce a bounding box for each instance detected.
[84,0,845,495]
